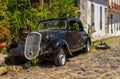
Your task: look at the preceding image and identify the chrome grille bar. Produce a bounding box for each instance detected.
[24,32,42,60]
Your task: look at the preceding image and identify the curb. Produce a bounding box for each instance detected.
[91,35,120,42]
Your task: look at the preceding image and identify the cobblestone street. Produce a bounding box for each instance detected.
[1,37,120,79]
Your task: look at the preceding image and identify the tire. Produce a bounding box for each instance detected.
[83,40,90,52]
[53,49,66,66]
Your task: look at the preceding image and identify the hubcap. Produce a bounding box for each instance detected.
[59,50,66,65]
[87,41,90,51]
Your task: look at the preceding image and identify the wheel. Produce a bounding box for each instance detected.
[53,49,66,66]
[83,40,90,52]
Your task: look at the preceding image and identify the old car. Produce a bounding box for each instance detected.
[6,18,91,66]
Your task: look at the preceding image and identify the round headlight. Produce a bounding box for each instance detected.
[13,37,19,44]
[43,34,50,43]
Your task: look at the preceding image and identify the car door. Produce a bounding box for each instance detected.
[65,19,84,49]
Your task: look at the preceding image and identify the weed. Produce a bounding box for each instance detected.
[24,58,42,66]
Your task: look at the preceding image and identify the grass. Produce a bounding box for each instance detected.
[92,36,120,45]
[1,47,6,54]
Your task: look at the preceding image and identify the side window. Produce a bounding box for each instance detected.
[69,20,79,31]
[78,21,84,31]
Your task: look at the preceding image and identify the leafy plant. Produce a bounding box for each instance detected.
[5,0,80,37]
[6,0,45,37]
[0,0,11,41]
[0,23,11,42]
[24,58,42,66]
[47,0,80,18]
[88,24,96,37]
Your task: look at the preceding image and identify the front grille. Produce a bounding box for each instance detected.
[24,32,42,60]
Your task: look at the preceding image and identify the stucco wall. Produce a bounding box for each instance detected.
[79,0,88,27]
[93,3,107,37]
[87,0,107,37]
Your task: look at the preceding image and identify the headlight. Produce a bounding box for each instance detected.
[12,37,19,44]
[43,34,50,43]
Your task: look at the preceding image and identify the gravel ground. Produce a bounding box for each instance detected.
[0,38,120,79]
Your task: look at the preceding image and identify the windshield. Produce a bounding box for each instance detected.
[38,20,67,31]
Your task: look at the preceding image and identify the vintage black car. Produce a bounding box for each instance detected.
[6,18,91,66]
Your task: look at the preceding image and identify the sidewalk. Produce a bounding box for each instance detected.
[91,35,120,42]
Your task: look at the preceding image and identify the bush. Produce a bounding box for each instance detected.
[0,22,11,42]
[47,0,80,18]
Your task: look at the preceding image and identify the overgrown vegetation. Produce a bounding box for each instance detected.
[4,0,79,37]
[47,0,80,18]
[6,0,42,37]
[0,0,11,42]
[0,0,79,38]
[0,23,11,42]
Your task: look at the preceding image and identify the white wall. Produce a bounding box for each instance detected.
[87,1,107,37]
[109,22,120,35]
[86,1,92,33]
[94,3,107,37]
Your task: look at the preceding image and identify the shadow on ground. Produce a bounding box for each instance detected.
[4,50,87,68]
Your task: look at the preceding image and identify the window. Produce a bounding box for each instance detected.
[78,21,84,31]
[69,20,83,31]
[69,20,79,31]
[100,6,102,30]
[39,20,67,31]
[105,8,107,25]
[91,4,94,27]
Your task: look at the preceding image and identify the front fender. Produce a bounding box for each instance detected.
[48,39,67,52]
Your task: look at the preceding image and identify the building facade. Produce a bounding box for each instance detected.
[78,0,108,37]
[108,0,120,35]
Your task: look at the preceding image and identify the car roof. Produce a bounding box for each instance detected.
[39,17,80,22]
